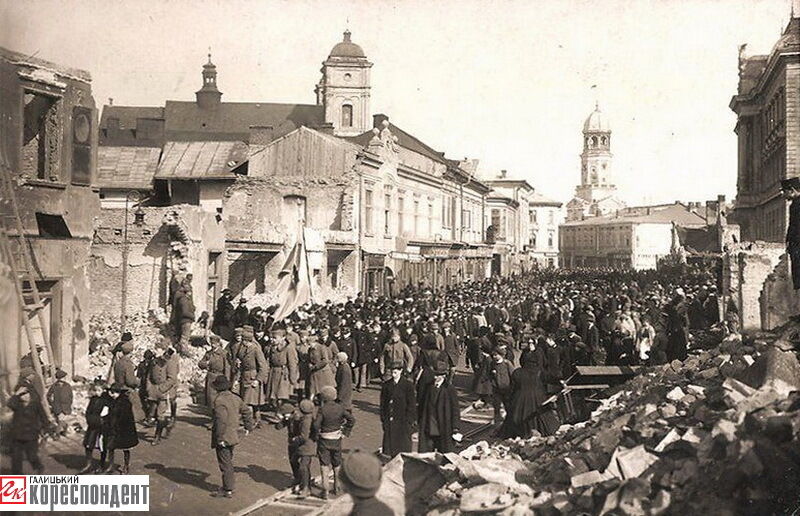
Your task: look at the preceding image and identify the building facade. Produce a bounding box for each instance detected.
[0,47,101,391]
[560,203,707,270]
[730,14,799,242]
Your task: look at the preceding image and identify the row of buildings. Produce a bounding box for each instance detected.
[0,32,564,388]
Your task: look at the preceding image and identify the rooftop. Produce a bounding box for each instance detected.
[155,141,248,180]
[97,146,162,189]
[562,203,706,227]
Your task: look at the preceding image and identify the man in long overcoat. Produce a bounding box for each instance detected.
[418,361,461,453]
[112,334,145,421]
[666,289,690,361]
[236,326,269,426]
[265,331,299,406]
[379,361,416,457]
[210,375,254,498]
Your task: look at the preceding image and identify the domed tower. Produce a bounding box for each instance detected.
[316,30,373,136]
[575,102,615,203]
[196,52,222,109]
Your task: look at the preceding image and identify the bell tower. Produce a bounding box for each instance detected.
[316,30,372,137]
[576,102,615,203]
[196,52,222,109]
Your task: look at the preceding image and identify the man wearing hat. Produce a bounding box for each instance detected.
[173,283,195,355]
[339,450,391,514]
[378,329,414,380]
[665,288,689,362]
[314,385,355,499]
[113,332,145,422]
[783,177,800,293]
[418,361,462,453]
[231,298,250,329]
[264,329,298,408]
[198,335,231,409]
[379,361,416,457]
[228,327,245,386]
[335,352,354,413]
[236,325,269,427]
[209,375,254,498]
[147,340,175,445]
[212,288,235,341]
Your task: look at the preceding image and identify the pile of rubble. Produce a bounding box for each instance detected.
[323,325,800,516]
[44,309,209,436]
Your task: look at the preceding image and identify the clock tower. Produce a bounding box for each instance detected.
[575,102,615,203]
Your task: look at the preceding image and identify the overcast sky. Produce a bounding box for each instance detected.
[1,0,793,205]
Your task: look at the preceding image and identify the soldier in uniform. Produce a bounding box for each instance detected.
[782,177,800,294]
[112,332,144,422]
[147,342,175,445]
[198,335,231,408]
[264,329,299,408]
[165,344,180,436]
[237,325,269,428]
[227,327,244,386]
[210,375,254,498]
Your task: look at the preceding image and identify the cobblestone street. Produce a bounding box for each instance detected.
[4,363,488,516]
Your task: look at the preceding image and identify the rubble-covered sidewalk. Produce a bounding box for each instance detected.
[315,324,800,516]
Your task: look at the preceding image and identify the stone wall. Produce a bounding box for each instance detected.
[723,242,787,331]
[89,205,225,318]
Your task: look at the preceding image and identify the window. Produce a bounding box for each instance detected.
[427,202,434,237]
[462,209,471,229]
[442,195,456,229]
[491,209,503,240]
[22,90,61,181]
[531,233,537,248]
[397,195,405,235]
[384,192,391,235]
[413,199,420,236]
[530,210,537,224]
[548,231,554,248]
[364,189,374,234]
[548,210,555,224]
[341,104,353,128]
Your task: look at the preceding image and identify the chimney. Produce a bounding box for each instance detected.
[249,125,274,146]
[108,97,113,106]
[373,113,389,129]
[500,169,508,178]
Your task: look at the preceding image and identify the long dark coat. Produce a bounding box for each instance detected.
[335,362,354,412]
[380,377,416,457]
[114,355,144,421]
[499,364,558,438]
[355,331,378,367]
[104,392,139,450]
[83,394,112,450]
[418,382,460,453]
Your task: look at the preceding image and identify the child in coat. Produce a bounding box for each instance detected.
[47,369,73,436]
[80,379,113,473]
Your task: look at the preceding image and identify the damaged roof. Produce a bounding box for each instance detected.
[97,146,162,189]
[155,141,248,180]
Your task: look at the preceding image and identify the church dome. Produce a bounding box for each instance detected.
[583,103,610,133]
[329,30,366,59]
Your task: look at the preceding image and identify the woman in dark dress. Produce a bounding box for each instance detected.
[101,383,139,474]
[80,380,113,473]
[499,353,559,438]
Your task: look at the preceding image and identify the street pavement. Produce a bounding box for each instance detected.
[2,360,490,516]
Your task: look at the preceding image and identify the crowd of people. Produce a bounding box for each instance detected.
[4,265,734,505]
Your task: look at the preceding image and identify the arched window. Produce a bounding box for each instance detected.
[601,136,607,146]
[341,104,353,127]
[591,136,598,147]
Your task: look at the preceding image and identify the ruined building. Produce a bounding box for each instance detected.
[0,47,100,393]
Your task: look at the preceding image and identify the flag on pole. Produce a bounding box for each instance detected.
[272,232,312,321]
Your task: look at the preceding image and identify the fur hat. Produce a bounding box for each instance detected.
[299,399,315,414]
[320,385,338,402]
[339,450,383,499]
[212,375,231,392]
[119,332,133,343]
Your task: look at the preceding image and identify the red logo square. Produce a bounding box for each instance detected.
[0,476,27,504]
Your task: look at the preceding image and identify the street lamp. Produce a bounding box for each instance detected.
[121,190,143,332]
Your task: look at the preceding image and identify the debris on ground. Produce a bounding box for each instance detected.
[316,322,800,515]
